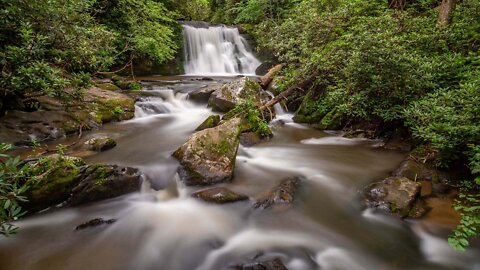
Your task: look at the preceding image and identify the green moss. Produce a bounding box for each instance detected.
[195,115,221,131]
[96,83,120,91]
[314,108,344,130]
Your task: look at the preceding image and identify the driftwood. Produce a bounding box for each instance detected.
[259,70,319,111]
[260,64,283,89]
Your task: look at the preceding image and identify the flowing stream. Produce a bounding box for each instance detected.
[1,23,479,269]
[0,76,478,270]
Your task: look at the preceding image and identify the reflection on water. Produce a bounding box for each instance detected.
[0,76,478,270]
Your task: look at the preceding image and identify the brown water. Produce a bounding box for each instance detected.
[0,76,478,270]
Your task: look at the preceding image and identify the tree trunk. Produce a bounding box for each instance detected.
[389,0,406,9]
[438,0,456,27]
[260,70,319,111]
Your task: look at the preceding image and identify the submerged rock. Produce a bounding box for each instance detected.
[75,218,116,231]
[254,177,302,209]
[84,136,117,151]
[67,164,142,206]
[192,187,248,203]
[173,117,244,185]
[364,176,423,218]
[232,258,289,270]
[195,115,221,131]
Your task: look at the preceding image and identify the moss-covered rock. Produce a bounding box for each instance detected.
[364,176,423,218]
[173,117,244,185]
[96,83,120,91]
[114,80,142,90]
[195,115,221,131]
[293,90,327,123]
[192,187,248,203]
[24,155,85,212]
[84,136,117,151]
[313,108,345,130]
[67,164,142,206]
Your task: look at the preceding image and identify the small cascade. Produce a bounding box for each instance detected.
[182,23,261,75]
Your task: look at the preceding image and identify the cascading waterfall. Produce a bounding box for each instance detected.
[182,23,261,75]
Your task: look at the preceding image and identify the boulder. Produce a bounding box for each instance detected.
[364,176,423,218]
[67,164,142,206]
[173,117,245,185]
[75,218,116,231]
[393,158,448,184]
[208,77,268,113]
[195,115,221,131]
[240,132,271,147]
[254,177,302,209]
[189,84,221,102]
[24,154,86,212]
[260,64,283,89]
[84,136,117,151]
[192,187,248,204]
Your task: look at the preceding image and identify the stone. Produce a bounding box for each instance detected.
[192,187,248,203]
[195,115,221,131]
[240,132,271,147]
[232,258,289,270]
[208,78,246,112]
[75,218,116,231]
[0,87,135,146]
[67,164,142,206]
[189,84,221,102]
[173,117,245,185]
[364,176,423,218]
[393,158,448,183]
[24,154,86,213]
[96,82,120,91]
[254,177,302,209]
[84,136,117,151]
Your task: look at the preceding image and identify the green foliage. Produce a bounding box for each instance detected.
[0,144,30,236]
[228,100,272,137]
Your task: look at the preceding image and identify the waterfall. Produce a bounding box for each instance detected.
[182,23,261,76]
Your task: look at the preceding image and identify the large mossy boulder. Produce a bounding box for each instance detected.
[293,90,326,124]
[67,164,142,206]
[24,155,86,212]
[364,176,423,218]
[207,77,265,112]
[313,108,345,130]
[23,155,143,212]
[173,117,245,185]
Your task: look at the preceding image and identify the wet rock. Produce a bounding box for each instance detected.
[173,117,245,185]
[312,108,344,130]
[75,218,116,231]
[0,87,135,146]
[24,155,86,212]
[208,78,247,112]
[232,258,289,270]
[189,84,221,102]
[240,132,271,147]
[260,64,282,89]
[114,80,142,90]
[192,187,248,203]
[67,164,142,206]
[84,136,117,151]
[364,176,422,218]
[393,157,448,183]
[254,177,302,209]
[195,115,221,131]
[96,82,120,91]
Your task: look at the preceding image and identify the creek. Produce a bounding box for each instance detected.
[0,24,478,270]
